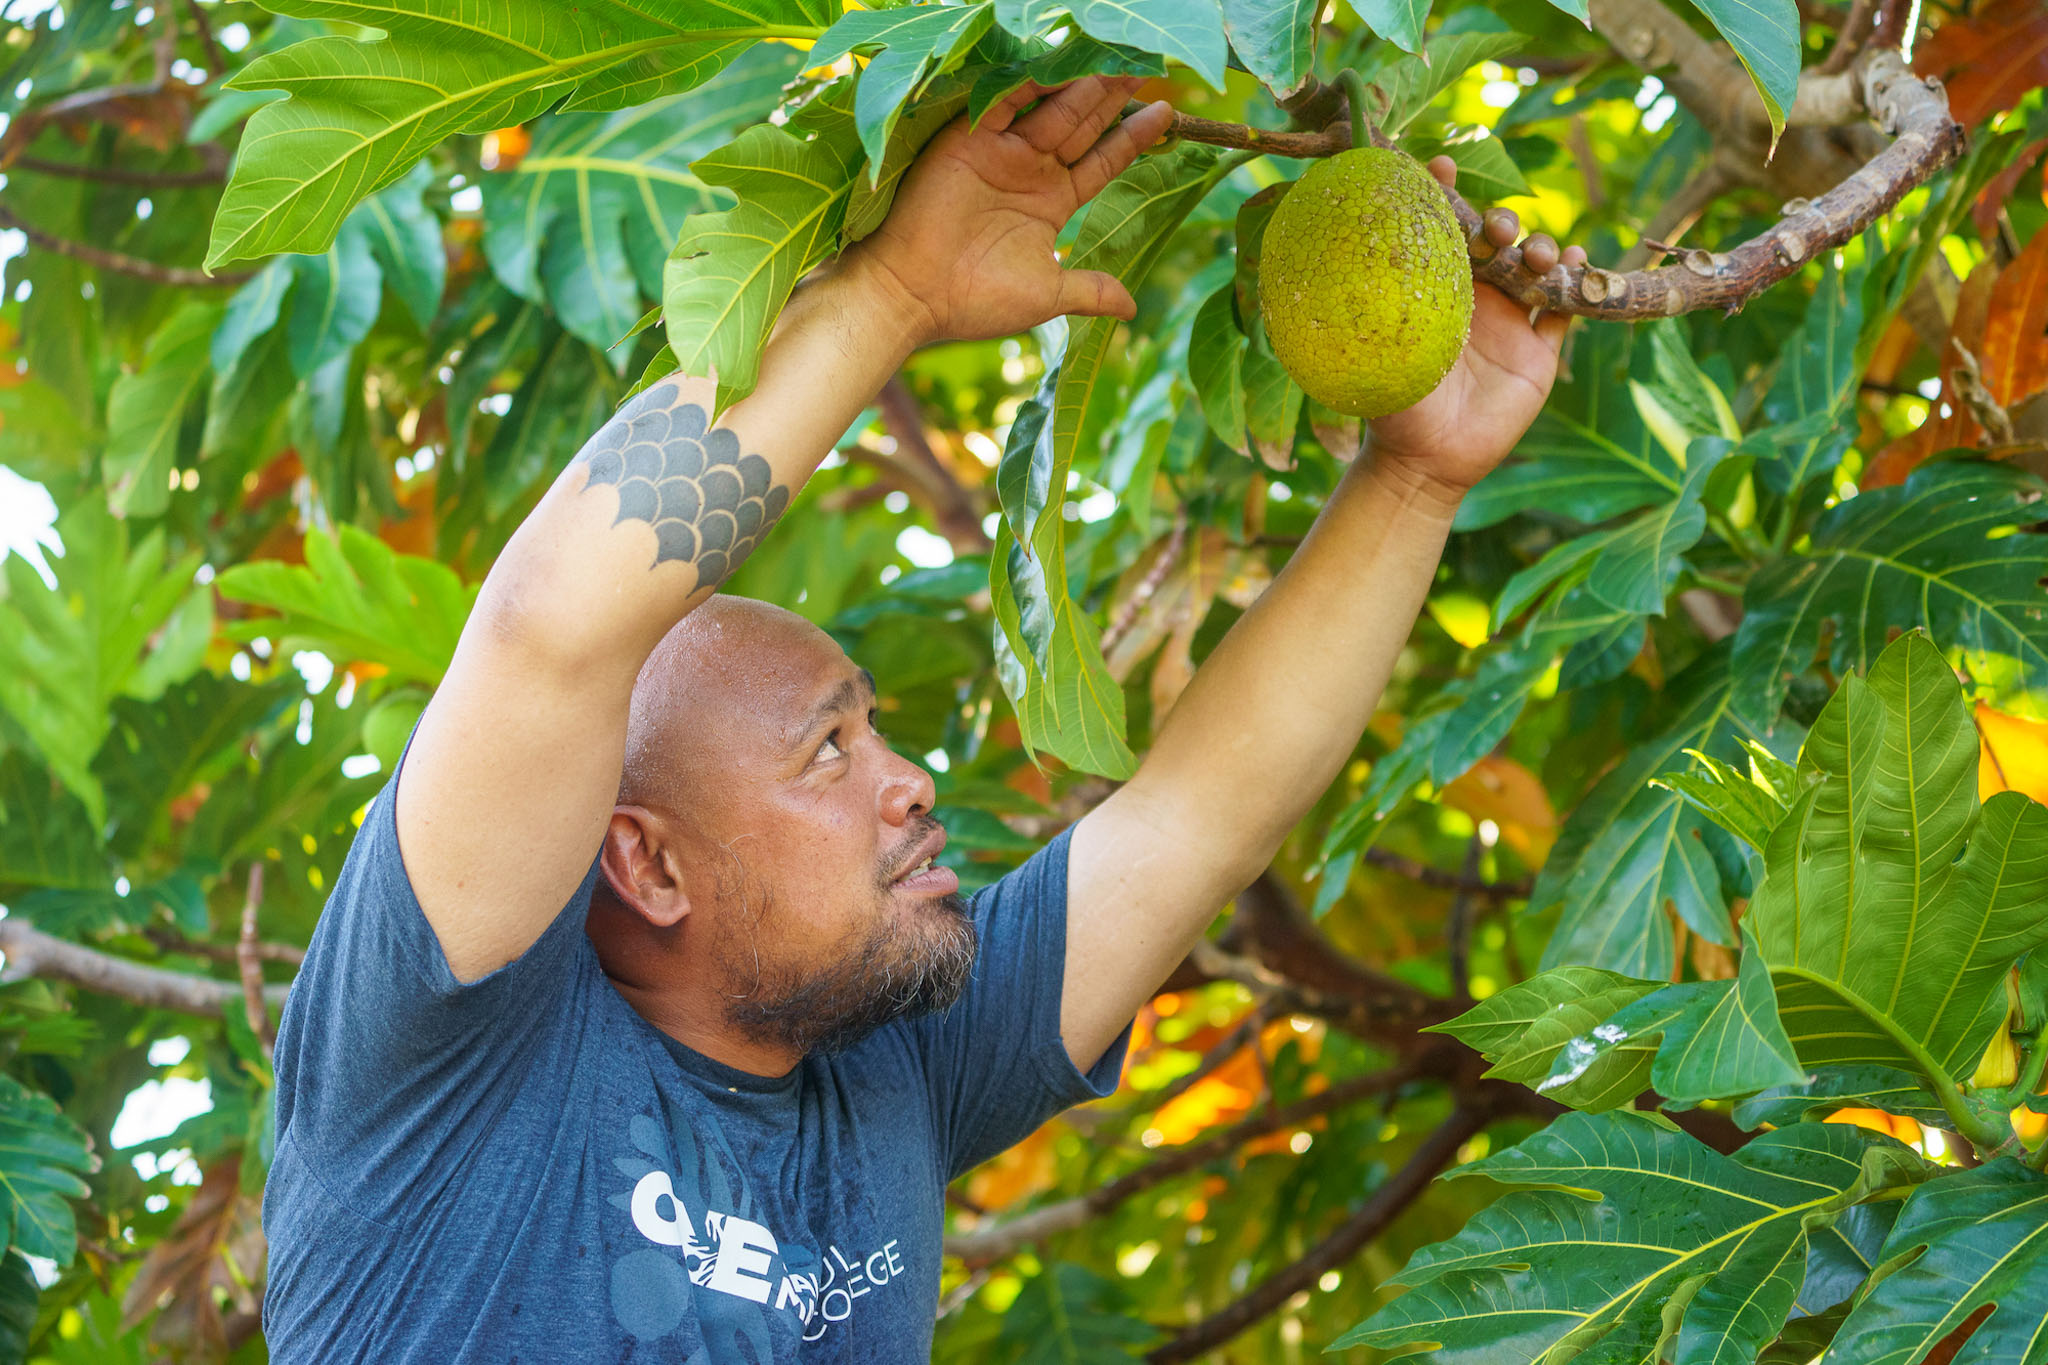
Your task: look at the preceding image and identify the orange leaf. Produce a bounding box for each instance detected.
[1974,139,2048,243]
[1864,262,1997,487]
[1980,225,2048,408]
[1916,0,2048,126]
[1975,702,2048,802]
[1441,756,1558,867]
[964,1124,1061,1212]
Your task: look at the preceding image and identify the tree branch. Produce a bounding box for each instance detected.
[143,928,306,967]
[183,0,230,80]
[236,866,276,1057]
[874,376,992,554]
[12,153,226,188]
[0,205,250,288]
[1144,1104,1492,1362]
[1363,846,1532,901]
[0,919,291,1014]
[945,1062,1421,1268]
[1164,52,1959,322]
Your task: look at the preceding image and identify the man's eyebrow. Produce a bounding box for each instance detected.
[786,669,879,750]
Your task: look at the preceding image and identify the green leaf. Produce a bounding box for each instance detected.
[1240,337,1303,469]
[1535,649,1768,978]
[1823,1159,2048,1365]
[1747,632,2048,1085]
[205,0,829,268]
[1219,0,1319,94]
[1427,966,1665,1110]
[214,525,479,686]
[1187,284,1247,451]
[0,1251,35,1365]
[997,1262,1160,1361]
[661,83,867,408]
[1733,1065,1952,1132]
[1754,258,1862,497]
[357,160,447,330]
[0,504,206,827]
[211,260,293,377]
[1002,0,1229,88]
[1734,465,2048,718]
[1657,746,1790,853]
[991,539,1137,779]
[1681,0,1800,148]
[1367,27,1527,133]
[1432,133,1531,200]
[1563,940,1805,1104]
[103,301,220,519]
[847,71,977,242]
[94,675,297,859]
[1231,182,1287,326]
[809,3,996,167]
[1337,1113,1922,1365]
[965,33,1164,128]
[286,221,381,378]
[1347,0,1431,54]
[0,1073,97,1266]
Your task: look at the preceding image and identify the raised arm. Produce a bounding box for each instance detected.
[1061,171,1587,1067]
[402,78,1175,982]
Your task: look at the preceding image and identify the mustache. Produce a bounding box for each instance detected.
[879,814,946,885]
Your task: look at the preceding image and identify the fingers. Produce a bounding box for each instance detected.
[1014,75,1145,158]
[1427,154,1456,189]
[1521,233,1561,276]
[980,80,1047,134]
[1069,99,1174,201]
[1055,268,1137,321]
[1482,207,1518,250]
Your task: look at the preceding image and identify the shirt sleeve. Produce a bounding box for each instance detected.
[909,828,1132,1178]
[269,747,605,1225]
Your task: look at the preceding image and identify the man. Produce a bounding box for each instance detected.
[262,76,1583,1360]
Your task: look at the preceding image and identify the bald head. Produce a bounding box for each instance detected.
[619,595,857,813]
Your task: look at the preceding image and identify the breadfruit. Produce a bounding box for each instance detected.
[1259,148,1474,419]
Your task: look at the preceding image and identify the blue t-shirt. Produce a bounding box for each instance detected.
[262,766,1125,1363]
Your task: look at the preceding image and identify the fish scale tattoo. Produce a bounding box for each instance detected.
[573,380,790,584]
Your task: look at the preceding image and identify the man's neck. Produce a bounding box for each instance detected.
[605,973,804,1079]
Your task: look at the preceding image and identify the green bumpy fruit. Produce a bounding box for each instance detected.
[1259,148,1475,419]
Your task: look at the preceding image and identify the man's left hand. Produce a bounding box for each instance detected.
[1368,156,1587,512]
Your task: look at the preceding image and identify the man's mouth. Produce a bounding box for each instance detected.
[890,828,959,896]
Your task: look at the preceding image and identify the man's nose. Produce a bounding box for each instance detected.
[879,749,937,824]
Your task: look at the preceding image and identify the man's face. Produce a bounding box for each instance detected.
[647,610,976,1055]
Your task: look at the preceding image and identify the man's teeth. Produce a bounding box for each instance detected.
[902,857,933,880]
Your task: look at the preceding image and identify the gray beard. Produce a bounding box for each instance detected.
[716,885,978,1057]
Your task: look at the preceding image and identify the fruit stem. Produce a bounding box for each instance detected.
[1336,68,1373,152]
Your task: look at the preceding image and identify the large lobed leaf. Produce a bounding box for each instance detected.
[0,1073,99,1268]
[1747,631,2048,1083]
[1336,1112,1925,1365]
[1822,1159,2048,1365]
[206,0,831,268]
[484,44,800,358]
[214,526,478,687]
[994,0,1228,89]
[660,83,868,408]
[1734,464,2048,718]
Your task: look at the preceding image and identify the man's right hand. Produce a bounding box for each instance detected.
[848,76,1176,346]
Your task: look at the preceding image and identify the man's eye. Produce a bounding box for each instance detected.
[815,734,845,763]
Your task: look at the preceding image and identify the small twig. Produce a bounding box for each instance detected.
[1818,0,1879,74]
[12,154,226,188]
[874,376,992,554]
[144,928,306,967]
[946,1061,1421,1268]
[1099,513,1187,658]
[1446,837,1483,1001]
[1620,158,1737,270]
[1144,1105,1490,1362]
[0,919,290,1014]
[183,0,230,79]
[936,1268,991,1318]
[236,866,275,1057]
[0,204,250,287]
[1364,846,1532,901]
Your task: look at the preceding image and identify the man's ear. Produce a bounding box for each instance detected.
[599,805,692,929]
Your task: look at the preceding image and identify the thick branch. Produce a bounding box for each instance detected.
[0,205,249,287]
[144,928,306,967]
[1145,1105,1491,1362]
[0,919,291,1014]
[946,1062,1420,1268]
[1167,50,1959,323]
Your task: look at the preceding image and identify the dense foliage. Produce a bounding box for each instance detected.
[1,0,2046,1359]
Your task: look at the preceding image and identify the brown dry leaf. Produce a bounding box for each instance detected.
[1975,701,2048,803]
[1688,935,1738,982]
[1974,139,2048,243]
[1439,756,1558,867]
[122,1155,266,1362]
[1915,0,2048,127]
[1979,224,2048,408]
[1866,261,1996,487]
